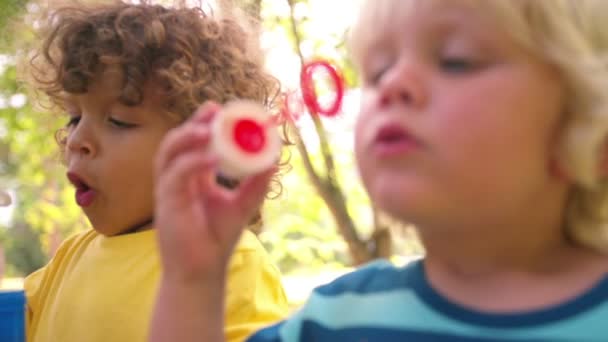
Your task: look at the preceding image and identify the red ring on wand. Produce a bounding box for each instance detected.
[300,60,345,117]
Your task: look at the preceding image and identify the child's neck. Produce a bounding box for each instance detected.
[423,227,569,274]
[116,217,155,236]
[419,185,571,274]
[422,232,608,312]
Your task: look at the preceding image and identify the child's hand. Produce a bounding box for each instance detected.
[154,101,275,283]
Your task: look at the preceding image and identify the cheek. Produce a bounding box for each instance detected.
[434,82,552,154]
[431,98,507,159]
[431,89,561,192]
[111,144,157,182]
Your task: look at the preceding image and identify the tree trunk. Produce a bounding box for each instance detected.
[284,0,392,265]
[222,0,394,265]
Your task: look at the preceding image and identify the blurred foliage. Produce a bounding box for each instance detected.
[0,1,89,276]
[0,0,27,38]
[2,222,46,276]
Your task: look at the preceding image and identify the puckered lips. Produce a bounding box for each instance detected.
[372,123,421,157]
[67,171,97,207]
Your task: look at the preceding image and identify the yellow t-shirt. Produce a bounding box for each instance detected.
[24,229,287,342]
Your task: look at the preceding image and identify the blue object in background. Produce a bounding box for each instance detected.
[0,290,25,342]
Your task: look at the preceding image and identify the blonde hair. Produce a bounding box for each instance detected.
[350,0,608,252]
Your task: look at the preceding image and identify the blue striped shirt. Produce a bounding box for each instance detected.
[247,259,608,341]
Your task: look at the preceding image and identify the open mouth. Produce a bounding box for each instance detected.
[67,172,96,207]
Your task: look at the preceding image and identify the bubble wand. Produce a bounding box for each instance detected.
[279,59,346,184]
[210,100,282,180]
[278,60,345,124]
[209,60,345,182]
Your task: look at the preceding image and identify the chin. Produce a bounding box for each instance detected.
[369,188,405,214]
[377,198,409,220]
[367,182,427,223]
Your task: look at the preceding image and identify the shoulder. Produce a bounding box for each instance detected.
[25,230,97,277]
[25,229,97,281]
[229,230,274,270]
[246,259,424,342]
[234,230,266,253]
[314,258,422,297]
[52,229,99,255]
[226,230,284,294]
[225,231,288,340]
[24,229,99,307]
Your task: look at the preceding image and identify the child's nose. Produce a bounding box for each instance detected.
[378,60,426,109]
[380,91,413,107]
[66,123,96,157]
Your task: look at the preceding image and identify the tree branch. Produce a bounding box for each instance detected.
[284,0,372,264]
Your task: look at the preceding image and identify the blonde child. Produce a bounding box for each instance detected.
[22,1,288,341]
[150,0,608,340]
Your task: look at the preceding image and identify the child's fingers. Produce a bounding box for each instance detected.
[191,101,221,124]
[155,125,212,177]
[156,152,218,201]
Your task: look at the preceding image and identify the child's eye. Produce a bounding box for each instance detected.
[439,56,478,74]
[66,116,81,127]
[365,66,389,85]
[108,117,137,128]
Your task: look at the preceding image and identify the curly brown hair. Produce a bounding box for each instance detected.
[28,0,279,117]
[26,0,288,230]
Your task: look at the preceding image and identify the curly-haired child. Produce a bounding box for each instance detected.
[22,1,288,341]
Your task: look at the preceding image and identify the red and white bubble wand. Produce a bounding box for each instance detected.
[211,100,281,180]
[209,59,345,181]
